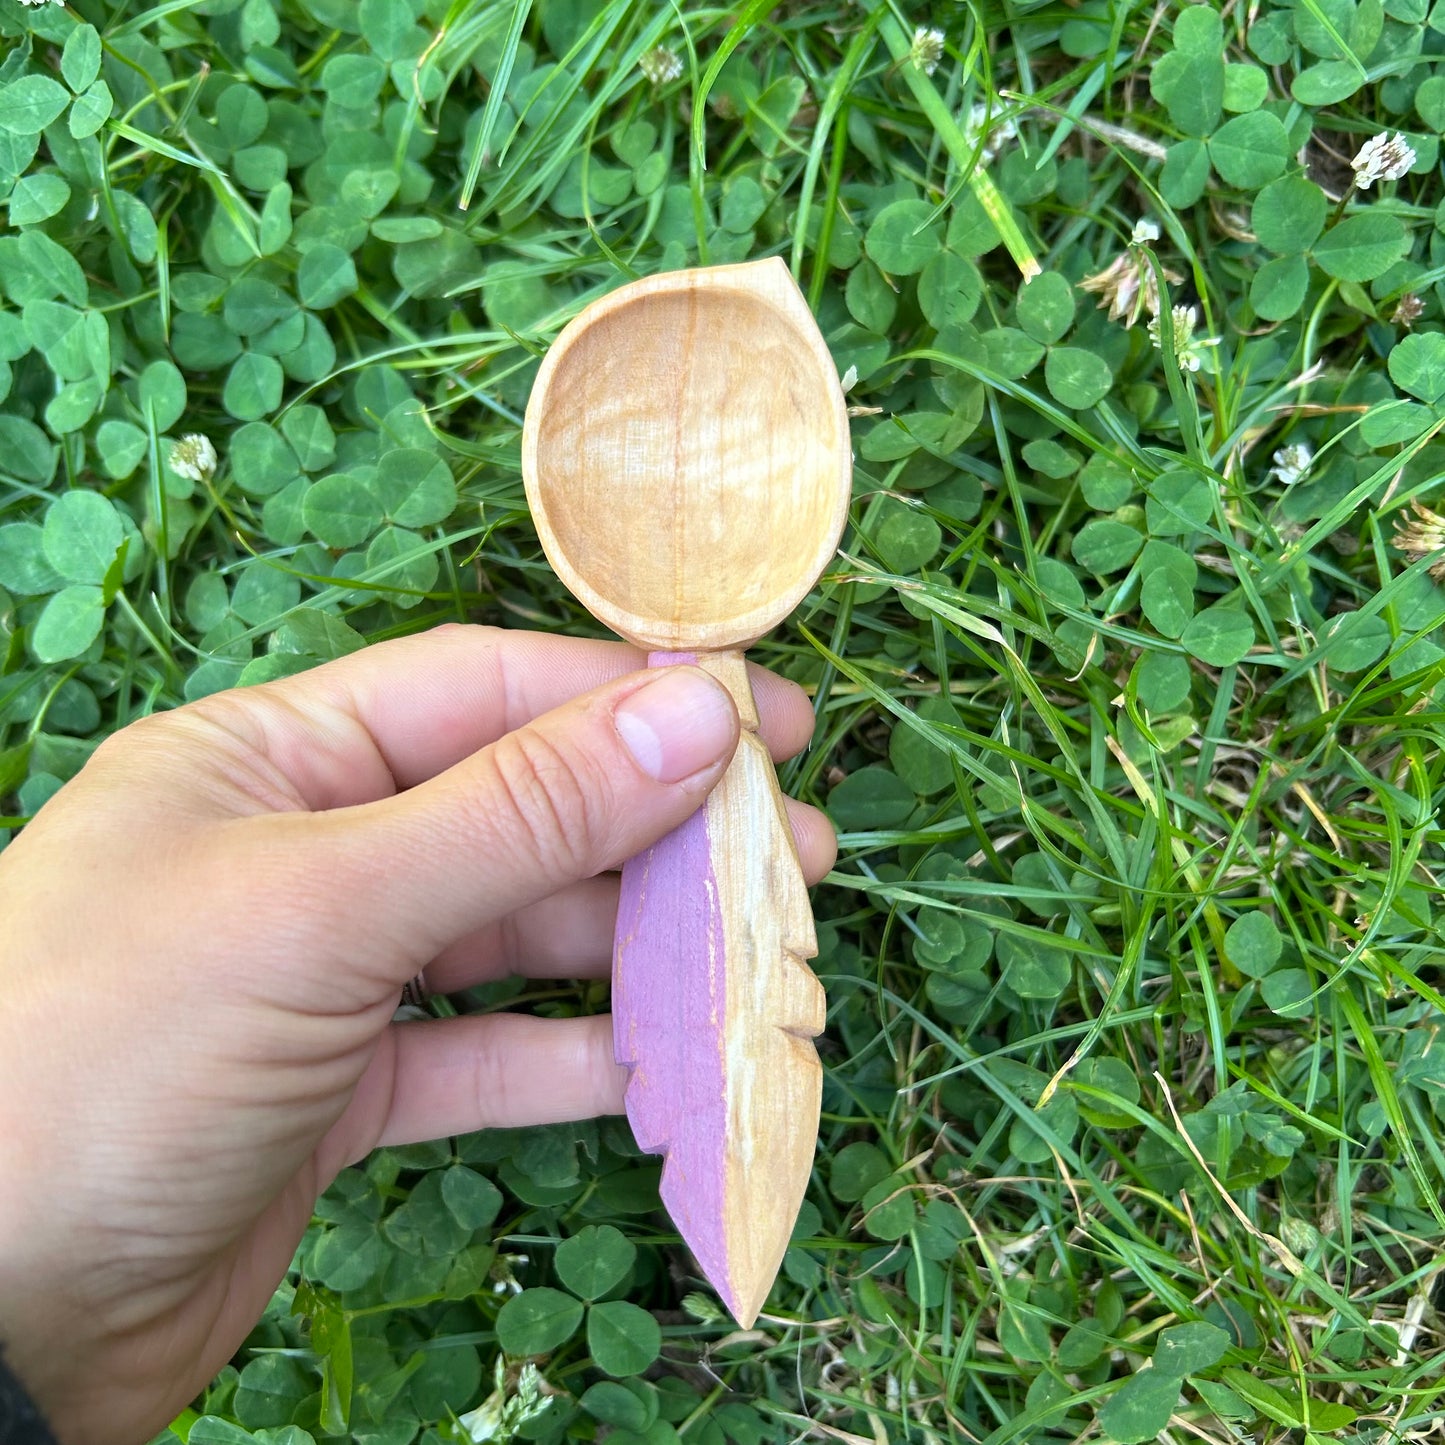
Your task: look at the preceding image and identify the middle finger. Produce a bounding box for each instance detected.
[424,797,837,994]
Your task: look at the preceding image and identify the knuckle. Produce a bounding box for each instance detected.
[87,719,145,770]
[83,709,194,790]
[180,688,262,740]
[97,707,171,755]
[580,1016,621,1091]
[429,622,515,723]
[484,727,602,880]
[124,692,306,815]
[429,620,479,646]
[469,1030,512,1124]
[431,620,505,656]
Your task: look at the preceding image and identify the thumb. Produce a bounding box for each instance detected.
[258,664,741,979]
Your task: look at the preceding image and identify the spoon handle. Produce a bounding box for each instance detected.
[612,650,825,1326]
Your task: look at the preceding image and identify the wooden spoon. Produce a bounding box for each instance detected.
[522,258,851,1324]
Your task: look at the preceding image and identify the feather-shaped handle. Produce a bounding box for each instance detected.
[613,651,825,1326]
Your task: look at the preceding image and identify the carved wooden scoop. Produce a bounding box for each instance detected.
[521,258,851,1324]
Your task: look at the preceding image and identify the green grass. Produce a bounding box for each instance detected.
[2,0,1445,1442]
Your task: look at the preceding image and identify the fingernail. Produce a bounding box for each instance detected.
[614,668,737,783]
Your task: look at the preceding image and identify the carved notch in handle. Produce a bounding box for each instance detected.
[612,651,826,1326]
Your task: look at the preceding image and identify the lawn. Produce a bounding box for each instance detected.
[2,0,1445,1442]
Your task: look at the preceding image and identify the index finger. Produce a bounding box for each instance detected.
[221,624,819,810]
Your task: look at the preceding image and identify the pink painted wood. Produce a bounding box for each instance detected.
[612,654,731,1295]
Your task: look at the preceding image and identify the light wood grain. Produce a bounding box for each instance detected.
[702,653,825,1326]
[522,258,850,1324]
[521,258,851,652]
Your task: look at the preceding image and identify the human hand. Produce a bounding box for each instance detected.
[0,624,836,1444]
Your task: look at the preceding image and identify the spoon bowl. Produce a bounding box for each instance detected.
[522,258,851,651]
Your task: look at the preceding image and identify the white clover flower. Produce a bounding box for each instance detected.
[1392,501,1445,582]
[17,0,65,8]
[169,433,217,482]
[1081,220,1181,326]
[457,1359,549,1444]
[1351,132,1416,190]
[962,102,1018,165]
[840,364,858,394]
[1392,293,1425,327]
[639,45,683,87]
[1147,304,1219,373]
[1270,442,1312,486]
[488,1251,528,1295]
[1147,304,1187,353]
[910,26,946,76]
